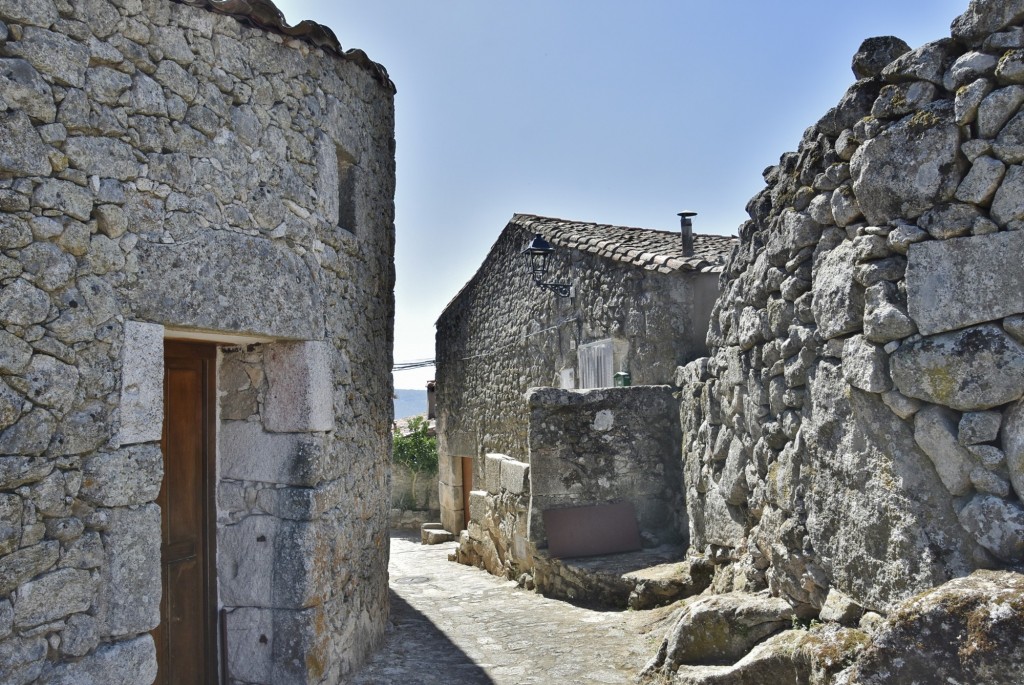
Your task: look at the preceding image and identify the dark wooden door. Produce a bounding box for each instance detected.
[154,341,218,684]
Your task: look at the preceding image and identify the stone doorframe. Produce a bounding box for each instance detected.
[118,321,337,684]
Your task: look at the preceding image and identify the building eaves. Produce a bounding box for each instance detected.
[512,214,736,274]
[176,0,395,93]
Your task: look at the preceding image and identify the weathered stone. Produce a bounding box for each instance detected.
[842,335,891,393]
[872,81,938,119]
[1006,313,1024,343]
[64,136,139,181]
[977,84,1024,137]
[994,110,1024,163]
[0,634,46,685]
[970,465,1011,497]
[7,27,88,87]
[0,329,32,374]
[954,77,993,125]
[864,281,916,343]
[913,405,976,496]
[893,324,1024,411]
[499,458,529,495]
[830,183,863,227]
[957,495,1024,561]
[819,588,865,626]
[127,232,324,340]
[59,530,103,570]
[647,626,870,685]
[0,408,55,456]
[852,36,911,79]
[991,164,1024,225]
[17,242,74,293]
[812,240,863,339]
[60,613,99,658]
[651,592,794,667]
[1001,397,1024,500]
[0,493,21,555]
[217,515,329,609]
[0,541,59,595]
[99,505,161,637]
[906,231,1024,335]
[951,0,1024,45]
[817,79,883,137]
[38,634,156,685]
[946,51,998,91]
[116,321,163,446]
[93,204,127,239]
[880,39,957,86]
[851,570,1024,684]
[0,0,59,27]
[13,568,95,628]
[851,104,963,224]
[0,278,50,327]
[804,361,978,611]
[0,58,55,122]
[996,48,1024,84]
[956,155,1006,204]
[263,341,335,433]
[18,353,78,415]
[959,410,1002,445]
[80,445,162,507]
[32,178,93,222]
[219,421,335,487]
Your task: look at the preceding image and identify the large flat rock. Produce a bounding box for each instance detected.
[906,231,1024,336]
[891,324,1024,411]
[127,231,323,340]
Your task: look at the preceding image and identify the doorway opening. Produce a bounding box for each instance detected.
[154,341,219,684]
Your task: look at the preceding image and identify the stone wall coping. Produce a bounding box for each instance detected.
[176,0,395,92]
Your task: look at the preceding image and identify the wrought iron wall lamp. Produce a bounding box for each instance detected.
[521,234,573,297]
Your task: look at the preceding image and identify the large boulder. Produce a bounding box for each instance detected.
[849,571,1024,684]
[851,104,963,225]
[890,324,1024,411]
[645,592,795,669]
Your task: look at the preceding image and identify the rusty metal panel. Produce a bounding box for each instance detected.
[543,501,641,559]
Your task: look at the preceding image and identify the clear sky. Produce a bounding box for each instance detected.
[273,0,969,389]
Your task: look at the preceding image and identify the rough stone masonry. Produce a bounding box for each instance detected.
[0,0,396,683]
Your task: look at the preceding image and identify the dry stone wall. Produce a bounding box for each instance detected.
[679,0,1024,618]
[0,1,395,682]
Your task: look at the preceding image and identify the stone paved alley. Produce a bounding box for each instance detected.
[352,533,675,684]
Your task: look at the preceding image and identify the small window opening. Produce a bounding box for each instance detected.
[337,146,358,234]
[578,339,614,389]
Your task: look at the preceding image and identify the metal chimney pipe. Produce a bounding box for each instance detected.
[678,211,696,257]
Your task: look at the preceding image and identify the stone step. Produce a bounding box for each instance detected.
[421,525,455,545]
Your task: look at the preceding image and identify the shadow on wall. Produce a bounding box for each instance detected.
[352,590,495,685]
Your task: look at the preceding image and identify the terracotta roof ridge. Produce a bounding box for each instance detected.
[512,213,735,241]
[175,0,396,93]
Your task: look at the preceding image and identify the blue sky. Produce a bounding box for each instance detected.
[274,0,969,388]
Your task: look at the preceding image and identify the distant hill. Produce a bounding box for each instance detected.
[394,389,428,420]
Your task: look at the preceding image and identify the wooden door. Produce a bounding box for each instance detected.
[154,341,218,684]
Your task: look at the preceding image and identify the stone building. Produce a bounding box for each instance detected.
[434,214,735,573]
[0,1,395,683]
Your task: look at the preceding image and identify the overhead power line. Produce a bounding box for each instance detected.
[393,359,436,371]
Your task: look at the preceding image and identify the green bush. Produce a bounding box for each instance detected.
[392,416,438,508]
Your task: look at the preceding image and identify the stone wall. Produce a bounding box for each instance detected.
[389,463,439,530]
[679,0,1024,617]
[0,1,395,682]
[527,386,683,546]
[436,219,717,532]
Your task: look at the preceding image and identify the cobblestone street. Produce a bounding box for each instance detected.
[352,533,674,684]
